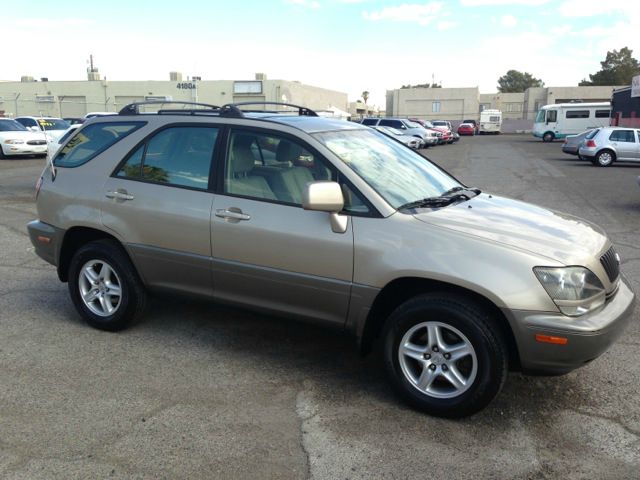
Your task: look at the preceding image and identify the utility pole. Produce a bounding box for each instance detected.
[13,93,20,117]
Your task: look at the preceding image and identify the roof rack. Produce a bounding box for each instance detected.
[118,100,220,115]
[220,101,318,117]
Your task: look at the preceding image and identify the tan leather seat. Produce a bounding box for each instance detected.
[226,135,276,200]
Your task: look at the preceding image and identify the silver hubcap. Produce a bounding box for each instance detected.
[78,260,122,317]
[398,321,478,399]
[599,152,612,165]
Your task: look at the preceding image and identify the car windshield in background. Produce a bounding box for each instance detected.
[314,129,459,209]
[38,118,71,131]
[586,129,600,139]
[0,120,28,132]
[433,122,447,126]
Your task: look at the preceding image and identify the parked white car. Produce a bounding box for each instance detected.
[0,118,48,158]
[15,116,71,143]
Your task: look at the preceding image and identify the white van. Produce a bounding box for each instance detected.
[479,109,502,134]
[533,102,610,142]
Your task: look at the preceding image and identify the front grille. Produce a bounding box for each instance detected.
[600,246,620,283]
[27,140,46,145]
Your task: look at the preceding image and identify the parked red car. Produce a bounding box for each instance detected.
[457,123,476,136]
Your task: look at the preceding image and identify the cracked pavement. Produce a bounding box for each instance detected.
[1,136,639,479]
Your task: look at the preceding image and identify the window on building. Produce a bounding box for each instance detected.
[233,81,262,94]
[432,102,441,113]
[479,103,491,112]
[565,110,589,119]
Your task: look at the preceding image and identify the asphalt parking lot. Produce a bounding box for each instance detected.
[1,135,639,480]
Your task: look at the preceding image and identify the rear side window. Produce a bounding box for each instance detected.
[380,119,403,129]
[54,122,145,167]
[566,110,589,119]
[609,130,636,143]
[595,110,610,118]
[116,126,218,190]
[361,119,378,126]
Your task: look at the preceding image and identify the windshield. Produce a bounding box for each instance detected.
[314,129,460,209]
[0,119,28,132]
[535,110,545,123]
[432,121,446,126]
[38,118,71,131]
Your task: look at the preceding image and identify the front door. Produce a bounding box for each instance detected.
[211,128,354,326]
[102,125,220,297]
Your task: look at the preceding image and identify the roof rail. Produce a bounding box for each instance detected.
[220,101,318,117]
[118,100,220,115]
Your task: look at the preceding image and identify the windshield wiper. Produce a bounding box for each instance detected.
[398,186,481,211]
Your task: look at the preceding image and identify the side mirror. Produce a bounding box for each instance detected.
[29,126,40,132]
[303,181,348,234]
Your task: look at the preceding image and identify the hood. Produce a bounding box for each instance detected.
[0,130,47,141]
[413,194,608,264]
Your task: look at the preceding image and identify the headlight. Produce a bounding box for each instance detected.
[534,266,605,316]
[4,139,25,144]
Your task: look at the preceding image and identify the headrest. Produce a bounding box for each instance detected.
[230,135,256,174]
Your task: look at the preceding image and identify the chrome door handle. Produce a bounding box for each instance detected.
[106,190,135,201]
[215,209,250,221]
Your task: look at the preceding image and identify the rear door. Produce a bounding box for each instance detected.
[210,127,355,326]
[102,124,220,297]
[608,129,636,160]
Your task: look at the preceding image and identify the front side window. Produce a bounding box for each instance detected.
[314,129,459,209]
[117,126,218,189]
[54,122,145,167]
[547,110,557,123]
[609,130,636,143]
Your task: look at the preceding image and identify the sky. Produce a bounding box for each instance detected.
[3,0,639,107]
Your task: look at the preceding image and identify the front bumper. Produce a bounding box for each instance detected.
[27,220,65,267]
[503,276,636,375]
[2,143,47,156]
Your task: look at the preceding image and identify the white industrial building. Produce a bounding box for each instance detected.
[0,72,349,118]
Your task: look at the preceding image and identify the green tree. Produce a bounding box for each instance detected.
[361,91,370,104]
[497,70,544,93]
[579,47,640,86]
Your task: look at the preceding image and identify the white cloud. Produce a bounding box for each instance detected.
[558,0,640,17]
[500,15,518,27]
[460,0,549,5]
[437,20,458,30]
[363,2,444,26]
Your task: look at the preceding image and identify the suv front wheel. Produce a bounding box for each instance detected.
[68,239,147,331]
[383,293,508,418]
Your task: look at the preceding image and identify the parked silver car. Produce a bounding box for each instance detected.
[28,101,635,418]
[562,129,594,158]
[578,127,640,166]
[361,117,439,146]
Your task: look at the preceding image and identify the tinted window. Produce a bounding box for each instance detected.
[16,118,38,128]
[566,110,589,119]
[489,116,500,122]
[595,110,610,118]
[54,122,145,167]
[57,126,79,145]
[361,119,378,126]
[379,119,403,129]
[0,119,28,132]
[609,130,636,143]
[117,126,218,189]
[37,118,70,131]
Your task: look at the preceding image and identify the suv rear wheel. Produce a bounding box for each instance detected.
[68,239,147,331]
[383,293,508,418]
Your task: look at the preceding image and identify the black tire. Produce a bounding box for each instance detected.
[382,293,508,418]
[542,132,554,143]
[0,147,6,159]
[68,239,147,331]
[595,149,615,167]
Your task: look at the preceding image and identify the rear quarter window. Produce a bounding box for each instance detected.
[53,122,145,168]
